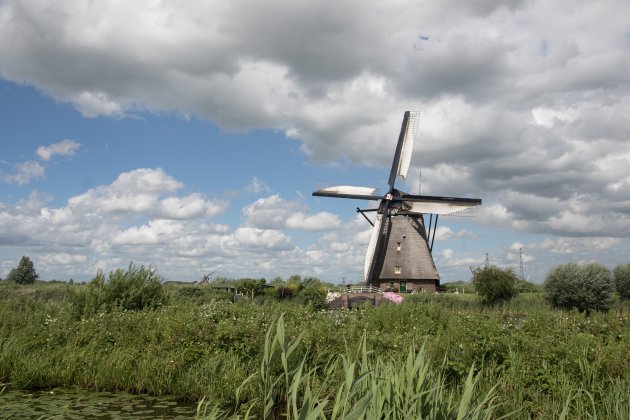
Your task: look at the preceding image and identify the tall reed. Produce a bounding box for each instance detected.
[197,316,506,419]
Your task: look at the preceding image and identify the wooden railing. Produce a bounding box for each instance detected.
[340,285,382,294]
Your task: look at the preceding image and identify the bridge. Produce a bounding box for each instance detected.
[332,286,386,308]
[340,285,383,294]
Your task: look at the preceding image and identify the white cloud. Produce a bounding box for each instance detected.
[69,168,182,214]
[112,219,184,245]
[505,248,535,264]
[590,237,622,250]
[36,139,81,161]
[0,0,629,239]
[439,247,485,268]
[531,237,621,254]
[434,226,476,241]
[71,91,124,118]
[2,140,81,186]
[230,227,292,250]
[533,238,576,254]
[1,0,630,280]
[2,161,44,185]
[155,194,226,220]
[286,212,341,231]
[243,194,341,231]
[246,177,271,194]
[41,253,87,265]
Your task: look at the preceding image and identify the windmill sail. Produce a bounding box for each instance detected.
[407,200,480,216]
[396,111,420,181]
[313,186,381,200]
[363,214,383,281]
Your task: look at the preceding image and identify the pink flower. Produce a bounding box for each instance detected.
[382,292,404,304]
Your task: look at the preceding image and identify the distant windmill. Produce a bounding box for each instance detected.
[313,111,481,292]
[192,264,216,285]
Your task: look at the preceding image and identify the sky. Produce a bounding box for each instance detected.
[1,0,629,284]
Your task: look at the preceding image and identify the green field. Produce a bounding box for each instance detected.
[1,280,629,418]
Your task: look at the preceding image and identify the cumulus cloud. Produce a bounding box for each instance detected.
[434,226,476,241]
[246,177,271,194]
[505,243,535,264]
[1,1,629,238]
[155,194,226,220]
[0,168,234,275]
[2,139,82,186]
[36,139,81,161]
[41,253,87,265]
[531,237,621,254]
[1,0,630,279]
[112,219,184,245]
[2,161,45,185]
[438,247,485,268]
[285,212,341,231]
[243,194,342,231]
[230,227,292,250]
[69,168,183,214]
[0,166,359,281]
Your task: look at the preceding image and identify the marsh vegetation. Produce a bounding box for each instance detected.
[0,265,629,418]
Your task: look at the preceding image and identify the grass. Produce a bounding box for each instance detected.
[0,280,629,418]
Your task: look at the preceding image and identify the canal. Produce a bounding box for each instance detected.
[0,387,198,419]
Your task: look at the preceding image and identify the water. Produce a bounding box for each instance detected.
[0,387,198,419]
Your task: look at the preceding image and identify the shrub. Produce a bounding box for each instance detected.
[613,263,630,300]
[6,256,38,285]
[472,265,518,304]
[236,278,267,298]
[175,286,232,304]
[544,262,613,314]
[295,287,327,310]
[68,262,168,318]
[514,278,539,293]
[276,286,294,300]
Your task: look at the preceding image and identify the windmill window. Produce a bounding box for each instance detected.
[394,266,402,274]
[396,242,401,251]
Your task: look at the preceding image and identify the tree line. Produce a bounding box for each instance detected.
[473,262,630,314]
[4,255,630,315]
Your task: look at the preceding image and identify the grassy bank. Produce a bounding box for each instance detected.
[1,281,629,418]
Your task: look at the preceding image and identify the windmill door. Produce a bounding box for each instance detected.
[399,281,407,293]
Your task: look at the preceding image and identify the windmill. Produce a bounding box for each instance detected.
[192,264,216,286]
[312,111,481,292]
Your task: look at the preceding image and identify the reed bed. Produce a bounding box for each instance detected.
[0,281,629,418]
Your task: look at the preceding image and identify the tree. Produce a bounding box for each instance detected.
[544,262,613,314]
[472,265,518,304]
[6,256,39,285]
[238,278,267,298]
[613,263,630,300]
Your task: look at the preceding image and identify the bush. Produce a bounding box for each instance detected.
[544,262,613,314]
[472,265,518,304]
[613,263,630,300]
[276,286,294,300]
[6,256,38,285]
[68,262,168,318]
[295,287,327,310]
[175,286,232,304]
[514,278,539,293]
